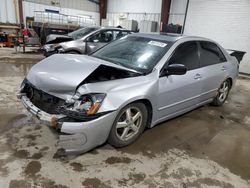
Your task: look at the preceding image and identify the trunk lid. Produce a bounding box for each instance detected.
[227,49,246,63]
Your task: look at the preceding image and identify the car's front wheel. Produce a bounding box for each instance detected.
[211,79,231,106]
[108,102,148,148]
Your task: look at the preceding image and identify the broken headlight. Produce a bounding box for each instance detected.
[72,93,106,115]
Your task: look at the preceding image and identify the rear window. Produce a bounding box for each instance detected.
[199,41,226,67]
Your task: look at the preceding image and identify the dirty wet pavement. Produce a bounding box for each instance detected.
[0,55,250,188]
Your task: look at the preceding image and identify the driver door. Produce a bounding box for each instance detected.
[157,41,203,120]
[86,30,114,54]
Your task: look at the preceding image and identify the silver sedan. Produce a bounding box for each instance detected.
[18,33,240,154]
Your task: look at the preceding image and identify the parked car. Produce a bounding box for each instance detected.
[45,27,91,44]
[18,33,243,155]
[42,27,132,57]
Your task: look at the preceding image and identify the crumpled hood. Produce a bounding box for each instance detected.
[26,54,135,98]
[46,34,73,44]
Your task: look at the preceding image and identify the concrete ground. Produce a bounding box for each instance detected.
[0,47,43,59]
[0,48,250,188]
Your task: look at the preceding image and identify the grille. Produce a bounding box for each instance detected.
[25,83,65,114]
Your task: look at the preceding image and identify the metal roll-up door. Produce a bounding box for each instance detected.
[184,0,250,74]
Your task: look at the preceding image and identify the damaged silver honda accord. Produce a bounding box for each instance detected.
[18,33,240,154]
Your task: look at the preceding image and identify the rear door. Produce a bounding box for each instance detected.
[198,41,228,102]
[157,41,202,119]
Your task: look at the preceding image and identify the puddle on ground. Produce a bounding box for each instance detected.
[0,58,38,77]
[24,160,42,177]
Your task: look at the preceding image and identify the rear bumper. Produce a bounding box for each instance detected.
[18,94,117,154]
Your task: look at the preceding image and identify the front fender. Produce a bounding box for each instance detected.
[63,47,84,54]
[100,79,158,112]
[115,95,153,111]
[76,70,159,124]
[61,40,86,54]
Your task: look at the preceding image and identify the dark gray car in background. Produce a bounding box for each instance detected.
[42,27,132,57]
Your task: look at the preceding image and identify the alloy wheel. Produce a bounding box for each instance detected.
[115,107,142,141]
[218,81,229,102]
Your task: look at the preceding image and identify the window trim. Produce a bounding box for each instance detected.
[160,41,200,77]
[197,41,227,67]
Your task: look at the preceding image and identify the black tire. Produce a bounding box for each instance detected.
[211,79,231,106]
[108,102,148,148]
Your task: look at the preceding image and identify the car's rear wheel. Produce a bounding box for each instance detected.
[108,102,148,148]
[211,79,231,106]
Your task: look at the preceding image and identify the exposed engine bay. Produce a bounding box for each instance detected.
[82,65,140,84]
[21,64,139,121]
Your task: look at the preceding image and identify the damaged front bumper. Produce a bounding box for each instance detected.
[19,94,65,125]
[18,94,117,154]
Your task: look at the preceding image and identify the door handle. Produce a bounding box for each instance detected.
[194,73,202,80]
[221,66,227,71]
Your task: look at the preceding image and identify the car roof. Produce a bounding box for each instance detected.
[130,32,210,42]
[97,26,132,31]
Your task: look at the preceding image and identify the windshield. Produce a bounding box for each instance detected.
[68,27,98,40]
[92,36,172,73]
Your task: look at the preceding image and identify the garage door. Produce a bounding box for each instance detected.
[184,0,250,74]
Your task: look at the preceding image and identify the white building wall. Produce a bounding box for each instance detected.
[184,0,250,74]
[107,0,162,31]
[0,0,99,25]
[0,0,19,24]
[23,1,100,26]
[24,0,99,12]
[108,0,162,13]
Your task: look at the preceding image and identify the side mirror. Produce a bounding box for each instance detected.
[161,64,187,76]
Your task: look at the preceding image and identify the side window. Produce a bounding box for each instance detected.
[169,42,199,71]
[89,31,113,43]
[199,41,226,67]
[114,31,129,40]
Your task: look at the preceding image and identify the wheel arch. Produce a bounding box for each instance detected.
[223,76,233,89]
[119,98,153,128]
[227,77,233,89]
[64,48,82,54]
